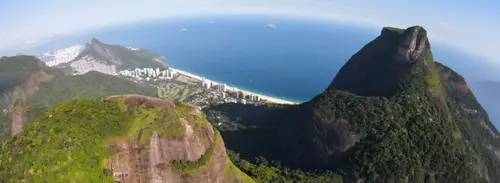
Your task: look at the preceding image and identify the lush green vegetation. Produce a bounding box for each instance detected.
[0,97,252,182]
[0,55,156,139]
[29,71,156,107]
[382,27,405,34]
[290,50,483,182]
[436,62,500,182]
[0,55,45,98]
[204,27,498,183]
[0,55,44,74]
[227,150,343,183]
[0,99,132,182]
[204,103,348,182]
[227,157,257,183]
[426,72,442,93]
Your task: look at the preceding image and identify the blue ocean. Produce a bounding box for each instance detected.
[34,15,500,103]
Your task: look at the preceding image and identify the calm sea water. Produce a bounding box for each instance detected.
[34,16,500,103]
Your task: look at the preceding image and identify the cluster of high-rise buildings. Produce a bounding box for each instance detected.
[201,77,227,92]
[235,90,260,102]
[118,67,176,80]
[200,77,261,104]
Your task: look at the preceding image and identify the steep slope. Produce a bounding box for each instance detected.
[0,95,253,183]
[0,56,52,137]
[0,55,156,139]
[204,26,500,183]
[56,38,166,75]
[436,63,500,182]
[276,26,499,182]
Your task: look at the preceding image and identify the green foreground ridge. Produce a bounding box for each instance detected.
[0,96,253,183]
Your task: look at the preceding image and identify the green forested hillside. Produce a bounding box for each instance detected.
[0,99,132,182]
[205,26,500,183]
[0,96,252,182]
[29,70,156,107]
[0,55,156,139]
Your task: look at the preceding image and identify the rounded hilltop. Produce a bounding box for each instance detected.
[0,95,253,183]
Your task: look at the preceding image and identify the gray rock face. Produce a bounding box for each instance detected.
[395,26,430,64]
[325,25,433,98]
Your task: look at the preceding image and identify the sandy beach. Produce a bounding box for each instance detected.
[170,68,298,105]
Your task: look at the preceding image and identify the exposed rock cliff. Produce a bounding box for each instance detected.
[0,56,53,137]
[327,26,434,98]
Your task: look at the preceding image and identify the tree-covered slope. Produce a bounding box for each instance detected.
[436,62,500,182]
[0,96,253,183]
[205,26,500,183]
[29,70,156,107]
[0,55,46,94]
[0,55,156,138]
[280,26,500,182]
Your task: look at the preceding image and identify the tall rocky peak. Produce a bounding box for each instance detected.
[89,37,107,53]
[327,25,433,98]
[270,25,497,182]
[86,37,110,58]
[394,26,430,64]
[90,37,103,45]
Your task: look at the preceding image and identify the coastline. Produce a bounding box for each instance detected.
[170,68,299,105]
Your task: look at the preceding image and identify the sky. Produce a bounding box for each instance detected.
[0,0,499,64]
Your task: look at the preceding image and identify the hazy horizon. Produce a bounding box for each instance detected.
[1,0,499,65]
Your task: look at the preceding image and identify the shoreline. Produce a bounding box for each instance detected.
[170,68,299,105]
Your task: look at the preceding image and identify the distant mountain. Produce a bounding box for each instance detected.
[39,38,166,75]
[0,95,253,182]
[0,55,156,139]
[38,45,85,66]
[469,81,500,127]
[206,26,500,183]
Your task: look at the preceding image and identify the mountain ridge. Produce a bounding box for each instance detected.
[204,25,500,183]
[469,80,500,127]
[40,38,166,75]
[0,55,156,138]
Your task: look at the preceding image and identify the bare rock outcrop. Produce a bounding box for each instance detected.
[394,26,430,64]
[104,95,250,183]
[5,70,52,136]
